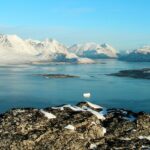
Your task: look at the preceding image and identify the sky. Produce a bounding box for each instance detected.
[0,0,150,50]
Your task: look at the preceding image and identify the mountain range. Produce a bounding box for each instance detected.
[0,34,150,64]
[0,34,93,64]
[69,42,117,59]
[119,46,150,62]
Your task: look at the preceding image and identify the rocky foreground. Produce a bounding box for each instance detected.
[0,101,149,150]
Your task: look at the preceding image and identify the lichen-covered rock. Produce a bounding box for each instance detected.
[0,102,149,150]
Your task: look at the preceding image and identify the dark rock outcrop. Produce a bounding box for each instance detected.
[37,74,79,79]
[109,68,150,79]
[0,102,149,150]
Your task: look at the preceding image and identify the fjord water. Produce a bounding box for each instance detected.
[0,60,150,113]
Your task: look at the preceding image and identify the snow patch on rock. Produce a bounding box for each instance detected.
[52,102,106,120]
[64,125,75,131]
[87,101,103,109]
[99,108,108,116]
[139,136,150,141]
[40,109,56,119]
[82,106,105,120]
[52,105,84,112]
[89,143,97,149]
[102,127,107,135]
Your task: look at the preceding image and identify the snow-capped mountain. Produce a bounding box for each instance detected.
[26,39,68,55]
[69,42,117,59]
[0,34,38,55]
[0,34,40,64]
[0,34,93,64]
[119,46,150,62]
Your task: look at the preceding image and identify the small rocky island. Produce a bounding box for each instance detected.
[109,68,150,79]
[37,74,79,79]
[0,101,149,150]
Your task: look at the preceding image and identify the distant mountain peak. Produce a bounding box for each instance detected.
[119,45,150,62]
[44,38,59,44]
[69,42,117,58]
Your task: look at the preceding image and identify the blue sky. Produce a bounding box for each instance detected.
[0,0,150,50]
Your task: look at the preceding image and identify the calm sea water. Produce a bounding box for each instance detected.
[0,60,150,113]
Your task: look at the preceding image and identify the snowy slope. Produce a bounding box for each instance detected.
[0,34,93,64]
[26,39,93,63]
[0,34,39,64]
[26,38,68,55]
[0,34,38,55]
[119,46,150,62]
[69,42,117,59]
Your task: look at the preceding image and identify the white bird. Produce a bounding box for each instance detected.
[83,93,91,98]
